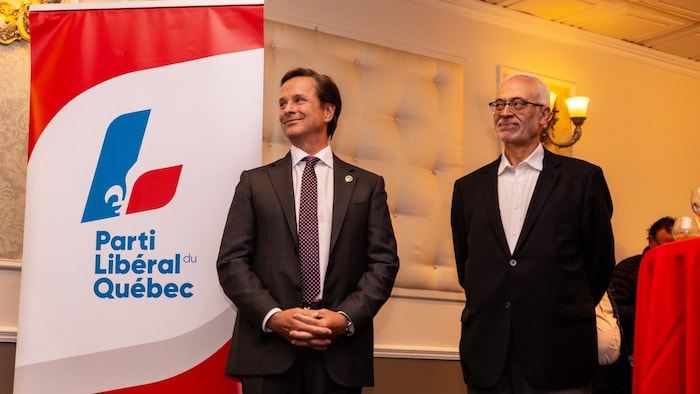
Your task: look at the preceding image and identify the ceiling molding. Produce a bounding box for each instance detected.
[411,0,700,78]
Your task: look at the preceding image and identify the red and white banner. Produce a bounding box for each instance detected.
[16,2,263,392]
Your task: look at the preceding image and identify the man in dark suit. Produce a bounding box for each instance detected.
[450,73,615,393]
[611,216,674,366]
[217,67,399,394]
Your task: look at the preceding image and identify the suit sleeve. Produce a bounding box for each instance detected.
[336,175,399,329]
[451,181,467,288]
[217,170,279,328]
[610,259,637,351]
[582,166,616,304]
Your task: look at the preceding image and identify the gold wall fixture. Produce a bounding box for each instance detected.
[541,94,590,148]
[0,0,60,44]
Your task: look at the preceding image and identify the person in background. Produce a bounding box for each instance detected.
[611,216,675,366]
[592,286,630,394]
[217,67,399,394]
[451,73,616,393]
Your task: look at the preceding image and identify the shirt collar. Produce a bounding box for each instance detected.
[291,145,333,168]
[498,143,544,175]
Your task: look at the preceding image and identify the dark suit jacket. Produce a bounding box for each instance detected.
[217,152,399,387]
[450,148,615,390]
[610,251,645,356]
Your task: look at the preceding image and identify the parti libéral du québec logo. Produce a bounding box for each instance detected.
[82,109,182,223]
[81,109,194,300]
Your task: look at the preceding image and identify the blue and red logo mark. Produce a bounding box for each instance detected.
[82,110,182,223]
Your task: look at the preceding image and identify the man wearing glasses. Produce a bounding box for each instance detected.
[451,73,615,393]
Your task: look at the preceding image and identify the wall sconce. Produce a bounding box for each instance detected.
[0,0,61,45]
[541,94,590,148]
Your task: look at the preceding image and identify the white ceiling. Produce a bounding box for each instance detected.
[481,0,700,62]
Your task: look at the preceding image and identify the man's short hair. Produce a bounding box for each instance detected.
[501,73,550,107]
[648,216,674,237]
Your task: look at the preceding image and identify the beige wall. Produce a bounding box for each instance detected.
[266,0,700,260]
[1,0,700,387]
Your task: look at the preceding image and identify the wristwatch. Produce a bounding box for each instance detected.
[345,317,355,336]
[338,311,355,336]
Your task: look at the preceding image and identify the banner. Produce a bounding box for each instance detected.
[16,2,263,392]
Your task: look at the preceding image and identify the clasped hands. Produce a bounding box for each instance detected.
[267,308,348,351]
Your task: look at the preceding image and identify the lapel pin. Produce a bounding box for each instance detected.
[345,175,353,183]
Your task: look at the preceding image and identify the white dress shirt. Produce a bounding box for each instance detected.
[290,144,334,299]
[596,291,621,365]
[262,145,334,331]
[497,144,544,253]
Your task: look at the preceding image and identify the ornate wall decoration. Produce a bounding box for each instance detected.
[0,0,60,45]
[0,41,29,259]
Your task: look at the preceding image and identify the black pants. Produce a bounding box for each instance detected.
[592,355,632,394]
[468,345,591,394]
[240,348,362,394]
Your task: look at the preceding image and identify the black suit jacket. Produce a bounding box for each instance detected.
[217,152,399,387]
[451,148,615,390]
[610,252,644,356]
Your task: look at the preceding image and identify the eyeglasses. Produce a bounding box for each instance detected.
[488,99,544,114]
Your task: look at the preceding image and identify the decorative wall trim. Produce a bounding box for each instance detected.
[0,0,31,44]
[0,259,21,343]
[412,0,700,79]
[0,0,62,45]
[392,287,464,302]
[0,259,21,271]
[0,327,17,343]
[264,8,467,65]
[268,0,700,79]
[375,344,459,360]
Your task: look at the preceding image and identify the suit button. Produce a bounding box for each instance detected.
[509,259,517,267]
[505,302,511,309]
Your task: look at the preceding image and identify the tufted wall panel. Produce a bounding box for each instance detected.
[264,21,464,294]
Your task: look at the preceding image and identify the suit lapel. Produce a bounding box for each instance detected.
[268,152,298,244]
[514,149,561,253]
[330,155,356,254]
[481,158,511,256]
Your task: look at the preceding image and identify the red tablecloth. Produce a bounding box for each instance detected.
[633,237,700,394]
